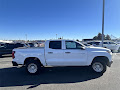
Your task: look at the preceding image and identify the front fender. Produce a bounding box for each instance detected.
[87,51,112,65]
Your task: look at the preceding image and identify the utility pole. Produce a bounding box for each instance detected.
[102,0,105,47]
[56,34,57,39]
[25,34,27,42]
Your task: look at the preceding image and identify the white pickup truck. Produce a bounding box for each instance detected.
[12,40,113,74]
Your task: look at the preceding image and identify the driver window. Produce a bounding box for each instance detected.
[65,41,82,49]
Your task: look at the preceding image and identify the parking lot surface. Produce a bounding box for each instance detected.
[0,53,120,90]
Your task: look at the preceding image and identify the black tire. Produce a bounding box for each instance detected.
[26,60,41,75]
[111,50,114,53]
[91,59,107,74]
[0,54,2,58]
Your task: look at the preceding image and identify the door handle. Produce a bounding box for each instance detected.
[48,52,53,54]
[65,52,71,54]
[81,53,85,54]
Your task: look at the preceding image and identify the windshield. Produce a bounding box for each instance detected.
[28,43,34,47]
[76,41,86,47]
[93,42,100,45]
[109,42,116,44]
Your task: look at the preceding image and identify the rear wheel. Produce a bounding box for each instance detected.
[91,60,107,73]
[26,60,41,74]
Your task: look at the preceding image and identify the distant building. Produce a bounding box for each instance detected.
[0,40,13,43]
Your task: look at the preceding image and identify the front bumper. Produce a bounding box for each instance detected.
[108,61,113,67]
[12,61,18,66]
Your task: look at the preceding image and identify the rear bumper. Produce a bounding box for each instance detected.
[108,61,113,67]
[12,61,18,66]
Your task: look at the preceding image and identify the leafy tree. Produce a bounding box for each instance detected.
[58,37,62,39]
[93,36,98,40]
[97,33,102,40]
[76,39,79,42]
[93,33,111,40]
[105,34,111,40]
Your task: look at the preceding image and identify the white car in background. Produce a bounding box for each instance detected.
[87,41,120,52]
[116,42,120,52]
[81,42,94,47]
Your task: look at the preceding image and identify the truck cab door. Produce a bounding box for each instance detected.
[63,41,87,66]
[45,40,64,66]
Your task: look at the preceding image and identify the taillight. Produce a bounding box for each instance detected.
[12,51,15,59]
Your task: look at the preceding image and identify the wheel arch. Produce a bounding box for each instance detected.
[24,57,43,66]
[91,56,109,66]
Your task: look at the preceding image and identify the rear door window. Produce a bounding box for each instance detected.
[103,42,108,44]
[87,42,93,45]
[109,42,116,44]
[93,42,100,45]
[49,41,62,49]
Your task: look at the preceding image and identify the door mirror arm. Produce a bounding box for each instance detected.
[80,47,86,50]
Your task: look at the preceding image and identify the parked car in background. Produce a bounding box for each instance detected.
[87,41,120,52]
[25,43,35,47]
[116,43,120,52]
[116,42,120,44]
[0,43,25,57]
[28,43,35,47]
[82,42,94,47]
[34,42,45,47]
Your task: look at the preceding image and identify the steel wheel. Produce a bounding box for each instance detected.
[27,63,38,74]
[92,62,104,72]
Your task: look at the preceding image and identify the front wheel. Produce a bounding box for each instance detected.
[91,60,107,73]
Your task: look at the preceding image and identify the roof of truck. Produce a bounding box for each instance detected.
[47,39,76,41]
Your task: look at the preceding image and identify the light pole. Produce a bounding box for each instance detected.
[102,0,105,47]
[56,34,57,39]
[25,34,27,42]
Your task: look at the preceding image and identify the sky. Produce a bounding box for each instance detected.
[0,0,120,40]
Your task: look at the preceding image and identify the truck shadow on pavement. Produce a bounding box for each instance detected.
[0,66,103,89]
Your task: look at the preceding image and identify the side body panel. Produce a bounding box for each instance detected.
[13,48,46,66]
[87,50,112,65]
[45,40,64,66]
[13,40,112,67]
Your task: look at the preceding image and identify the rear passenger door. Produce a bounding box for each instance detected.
[45,41,64,66]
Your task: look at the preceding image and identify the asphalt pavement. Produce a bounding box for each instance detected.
[0,53,120,90]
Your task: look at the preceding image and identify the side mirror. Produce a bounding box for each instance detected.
[80,47,86,50]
